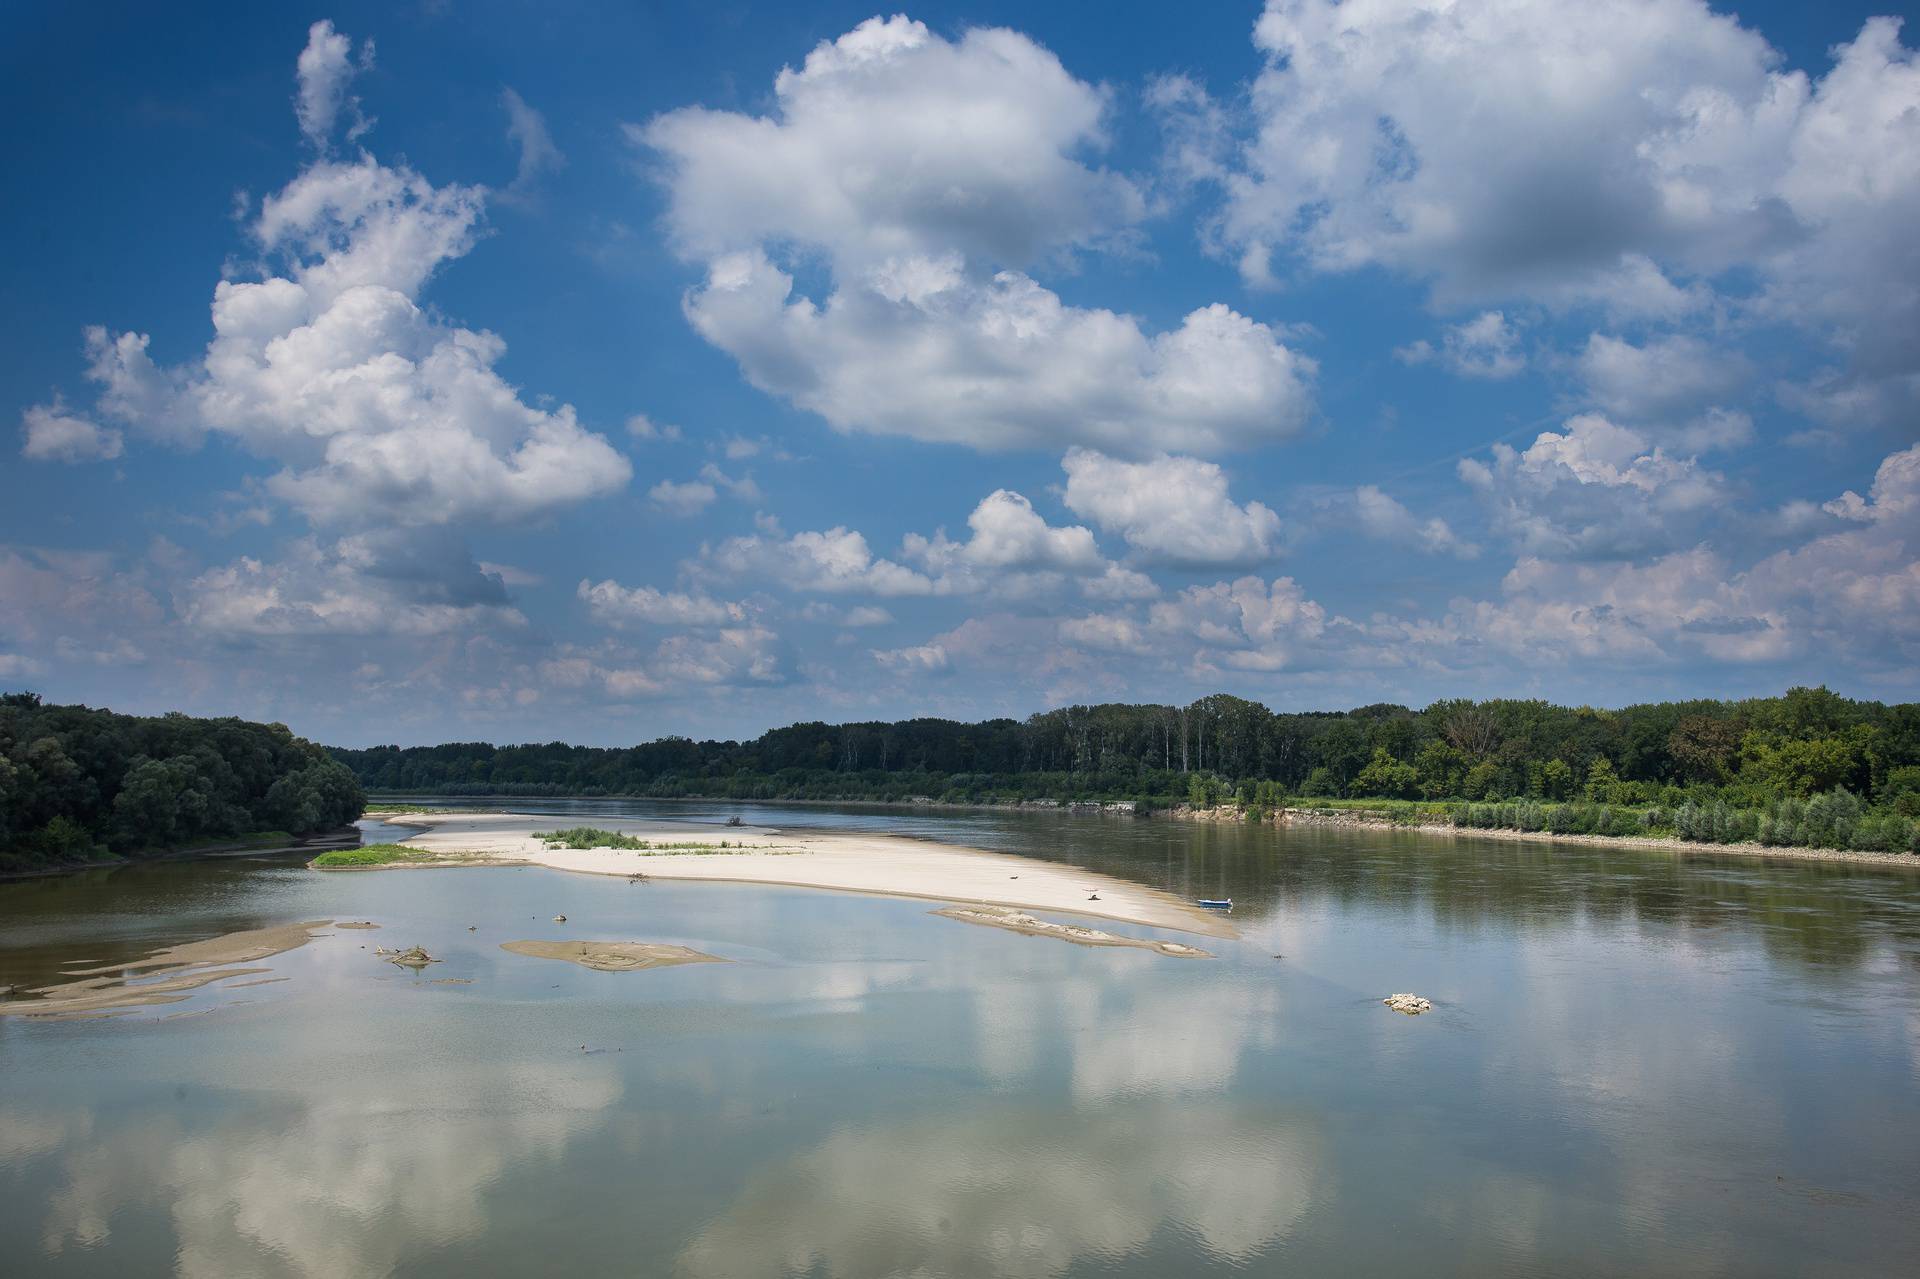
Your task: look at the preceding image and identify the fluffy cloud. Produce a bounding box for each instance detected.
[1057,613,1152,654]
[1056,574,1343,675]
[683,252,1316,455]
[703,488,1137,601]
[640,15,1141,270]
[699,526,934,597]
[1458,550,1782,663]
[906,442,1920,692]
[20,400,122,463]
[1062,449,1281,565]
[872,642,950,674]
[578,579,746,628]
[542,624,784,699]
[643,17,1316,454]
[1148,576,1332,671]
[1459,414,1728,558]
[181,534,523,637]
[649,478,716,516]
[653,625,783,686]
[698,463,761,503]
[903,489,1104,576]
[1084,563,1161,601]
[1444,442,1920,669]
[1575,333,1753,438]
[625,413,682,442]
[294,19,371,149]
[1353,486,1476,558]
[28,27,631,528]
[1397,312,1524,379]
[1224,0,1773,296]
[1217,2,1920,409]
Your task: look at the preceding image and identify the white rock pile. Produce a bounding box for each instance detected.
[1383,993,1432,1015]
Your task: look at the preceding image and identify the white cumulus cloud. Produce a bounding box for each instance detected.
[30,27,630,529]
[1062,449,1281,565]
[1459,414,1728,558]
[640,16,1316,455]
[578,579,746,628]
[20,400,122,463]
[1215,2,1920,414]
[294,19,373,149]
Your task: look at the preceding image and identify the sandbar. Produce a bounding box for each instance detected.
[379,812,1229,939]
[500,939,725,971]
[933,906,1212,957]
[0,919,333,1019]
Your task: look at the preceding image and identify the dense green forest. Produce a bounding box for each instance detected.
[335,687,1920,854]
[0,694,364,871]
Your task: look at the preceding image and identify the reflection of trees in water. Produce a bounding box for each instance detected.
[679,1101,1320,1279]
[0,857,296,993]
[982,813,1919,973]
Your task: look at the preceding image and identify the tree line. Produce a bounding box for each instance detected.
[333,686,1919,845]
[0,693,364,871]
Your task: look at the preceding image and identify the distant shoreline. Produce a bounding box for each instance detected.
[366,792,1920,872]
[1175,805,1920,871]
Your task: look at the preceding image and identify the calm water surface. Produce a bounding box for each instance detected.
[3,799,1918,1276]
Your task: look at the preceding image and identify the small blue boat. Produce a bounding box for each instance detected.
[1197,898,1233,911]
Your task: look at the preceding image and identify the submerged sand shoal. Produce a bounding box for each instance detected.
[933,906,1211,958]
[500,940,724,971]
[0,920,334,1019]
[380,812,1231,939]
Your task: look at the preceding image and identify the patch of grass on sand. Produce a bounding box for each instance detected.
[535,827,652,849]
[533,828,794,855]
[311,844,435,867]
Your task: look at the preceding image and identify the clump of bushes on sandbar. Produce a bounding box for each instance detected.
[534,827,744,852]
[311,844,433,867]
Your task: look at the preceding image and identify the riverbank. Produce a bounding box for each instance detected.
[1171,805,1920,870]
[367,812,1234,939]
[0,827,362,882]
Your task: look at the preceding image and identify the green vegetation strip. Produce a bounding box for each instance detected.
[533,828,797,855]
[311,844,436,867]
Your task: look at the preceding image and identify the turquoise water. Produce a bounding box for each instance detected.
[2,801,1918,1276]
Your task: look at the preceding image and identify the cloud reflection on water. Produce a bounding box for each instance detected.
[679,1101,1319,1279]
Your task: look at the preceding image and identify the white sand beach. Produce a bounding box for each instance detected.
[376,812,1231,939]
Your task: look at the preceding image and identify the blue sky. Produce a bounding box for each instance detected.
[3,1,1917,746]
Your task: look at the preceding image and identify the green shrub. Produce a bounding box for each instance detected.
[311,844,427,867]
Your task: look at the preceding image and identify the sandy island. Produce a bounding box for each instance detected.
[500,940,725,972]
[372,812,1231,941]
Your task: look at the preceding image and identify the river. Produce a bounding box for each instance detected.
[2,798,1917,1276]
